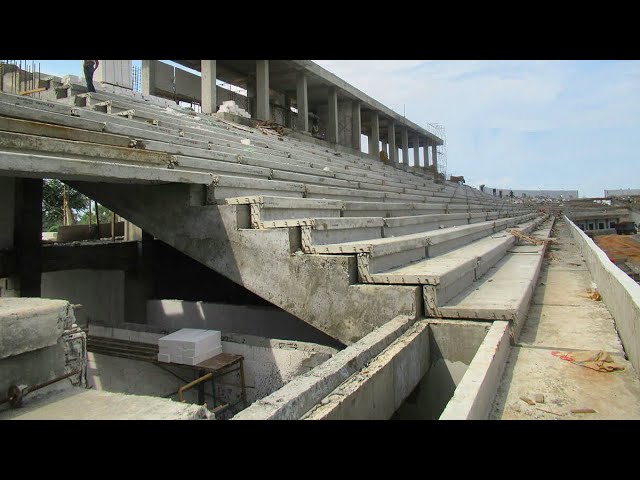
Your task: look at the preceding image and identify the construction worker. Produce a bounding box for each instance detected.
[83,60,99,93]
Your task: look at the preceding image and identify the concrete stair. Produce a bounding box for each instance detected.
[0,87,545,345]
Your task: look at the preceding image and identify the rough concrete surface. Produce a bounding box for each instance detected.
[491,218,640,419]
[0,383,211,420]
[0,298,73,359]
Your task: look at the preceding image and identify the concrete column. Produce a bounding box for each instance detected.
[413,135,421,167]
[141,60,156,96]
[284,93,291,128]
[201,60,217,114]
[351,101,361,151]
[381,139,388,156]
[247,79,256,118]
[327,87,338,144]
[431,143,438,176]
[368,111,380,159]
[256,60,270,121]
[388,120,397,165]
[296,72,308,132]
[13,178,42,297]
[423,141,430,168]
[401,127,409,165]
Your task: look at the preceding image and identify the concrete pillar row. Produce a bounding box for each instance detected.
[201,60,217,115]
[369,111,380,159]
[327,87,339,144]
[256,60,270,121]
[413,134,421,167]
[401,127,409,166]
[296,72,308,132]
[351,101,361,151]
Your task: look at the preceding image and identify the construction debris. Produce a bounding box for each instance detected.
[217,100,251,118]
[507,228,548,245]
[533,393,545,404]
[551,350,624,372]
[571,408,596,414]
[256,120,284,136]
[520,396,536,406]
[535,407,564,416]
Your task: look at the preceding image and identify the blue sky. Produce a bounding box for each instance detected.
[32,60,640,198]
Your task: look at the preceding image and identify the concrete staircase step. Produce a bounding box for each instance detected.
[434,219,553,321]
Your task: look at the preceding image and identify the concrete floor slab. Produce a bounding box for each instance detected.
[491,347,640,420]
[0,384,210,420]
[492,217,640,420]
[519,303,623,353]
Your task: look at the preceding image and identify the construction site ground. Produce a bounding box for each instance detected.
[491,217,640,419]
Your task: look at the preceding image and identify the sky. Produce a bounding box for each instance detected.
[28,60,640,198]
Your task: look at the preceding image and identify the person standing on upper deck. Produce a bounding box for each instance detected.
[83,60,99,93]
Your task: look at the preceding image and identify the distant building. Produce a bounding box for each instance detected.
[483,188,578,200]
[604,188,640,197]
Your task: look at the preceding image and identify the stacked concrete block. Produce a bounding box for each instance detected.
[217,100,251,118]
[157,328,222,366]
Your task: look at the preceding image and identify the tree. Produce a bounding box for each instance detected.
[42,179,89,232]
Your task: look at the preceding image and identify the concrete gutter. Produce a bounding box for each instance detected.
[232,315,413,420]
[564,215,640,374]
[439,320,511,420]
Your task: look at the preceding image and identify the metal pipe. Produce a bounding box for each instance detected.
[1,369,81,407]
[177,372,212,402]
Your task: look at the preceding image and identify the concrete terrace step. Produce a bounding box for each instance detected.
[383,213,476,237]
[307,218,534,280]
[225,195,344,227]
[301,217,385,245]
[434,219,553,321]
[376,217,546,309]
[6,92,451,199]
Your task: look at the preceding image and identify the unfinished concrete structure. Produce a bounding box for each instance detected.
[1,60,639,420]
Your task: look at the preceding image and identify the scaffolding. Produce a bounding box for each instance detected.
[0,60,43,96]
[428,123,447,179]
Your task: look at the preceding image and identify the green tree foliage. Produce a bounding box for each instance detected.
[42,179,88,232]
[42,179,114,232]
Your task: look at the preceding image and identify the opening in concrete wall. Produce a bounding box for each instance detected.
[392,321,491,420]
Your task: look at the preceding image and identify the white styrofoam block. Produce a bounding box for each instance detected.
[173,346,223,366]
[158,329,221,355]
[157,352,171,363]
[241,139,251,145]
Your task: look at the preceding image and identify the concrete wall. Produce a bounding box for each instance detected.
[303,320,430,420]
[175,68,201,103]
[41,270,125,327]
[87,326,335,407]
[94,60,132,89]
[394,320,490,420]
[147,299,340,347]
[439,321,511,420]
[565,215,640,374]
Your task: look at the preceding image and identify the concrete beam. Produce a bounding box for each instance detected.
[413,134,421,167]
[141,60,156,96]
[368,111,380,159]
[200,60,217,115]
[388,119,397,165]
[296,72,308,132]
[0,298,73,359]
[351,101,361,151]
[401,127,409,166]
[327,86,338,144]
[256,60,269,121]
